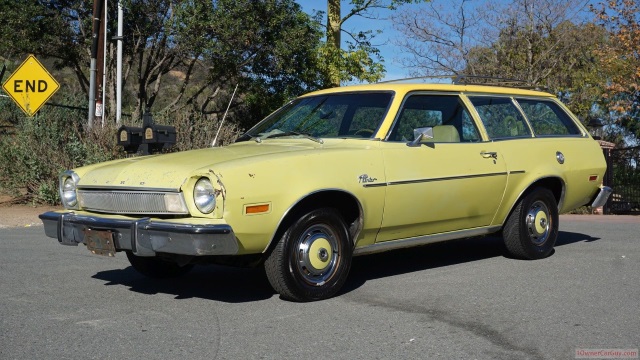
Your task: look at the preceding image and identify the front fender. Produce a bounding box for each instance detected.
[207,141,387,253]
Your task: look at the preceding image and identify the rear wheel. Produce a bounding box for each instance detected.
[503,188,558,259]
[125,251,194,278]
[264,208,352,302]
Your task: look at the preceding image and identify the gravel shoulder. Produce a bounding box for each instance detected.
[0,202,59,228]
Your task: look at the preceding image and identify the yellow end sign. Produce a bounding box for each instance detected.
[1,55,60,116]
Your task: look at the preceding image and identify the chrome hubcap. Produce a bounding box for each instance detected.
[526,200,551,246]
[295,224,339,286]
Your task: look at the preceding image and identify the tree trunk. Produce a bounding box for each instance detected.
[327,0,341,87]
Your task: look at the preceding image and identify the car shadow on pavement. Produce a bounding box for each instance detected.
[340,230,600,295]
[92,264,276,303]
[91,230,598,303]
[556,230,600,244]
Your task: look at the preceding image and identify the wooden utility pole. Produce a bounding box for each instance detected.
[96,0,105,125]
[88,0,105,129]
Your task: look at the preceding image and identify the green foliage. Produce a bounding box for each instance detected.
[464,21,608,120]
[0,0,92,91]
[322,0,425,86]
[394,0,608,121]
[316,42,385,86]
[173,0,325,120]
[0,102,122,204]
[0,0,329,129]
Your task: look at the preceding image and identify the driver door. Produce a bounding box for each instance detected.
[376,93,507,242]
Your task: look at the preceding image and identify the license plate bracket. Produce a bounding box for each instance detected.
[84,229,116,257]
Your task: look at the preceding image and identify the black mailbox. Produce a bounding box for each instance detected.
[143,124,176,153]
[117,125,144,153]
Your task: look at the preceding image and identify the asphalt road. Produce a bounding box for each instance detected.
[1,216,638,360]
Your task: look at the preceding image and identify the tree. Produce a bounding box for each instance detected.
[592,0,640,143]
[393,0,607,119]
[0,0,325,125]
[393,0,594,76]
[392,0,487,76]
[321,0,423,86]
[0,0,93,95]
[109,0,325,122]
[467,21,606,119]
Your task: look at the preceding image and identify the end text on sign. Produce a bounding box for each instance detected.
[13,80,49,93]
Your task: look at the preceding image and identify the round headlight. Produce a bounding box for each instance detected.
[62,176,77,207]
[194,178,216,214]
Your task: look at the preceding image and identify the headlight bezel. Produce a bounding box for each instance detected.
[193,177,217,214]
[59,171,80,209]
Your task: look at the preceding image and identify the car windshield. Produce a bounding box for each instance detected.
[240,92,393,141]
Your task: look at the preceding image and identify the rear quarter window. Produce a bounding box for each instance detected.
[516,99,582,136]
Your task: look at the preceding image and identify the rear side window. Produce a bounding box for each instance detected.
[468,96,531,139]
[516,99,581,136]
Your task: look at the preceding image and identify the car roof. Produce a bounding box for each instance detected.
[301,83,556,98]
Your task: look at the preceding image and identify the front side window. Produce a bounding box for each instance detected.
[516,99,582,136]
[469,96,531,140]
[387,94,480,143]
[241,92,393,140]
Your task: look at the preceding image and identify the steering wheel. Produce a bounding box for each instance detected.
[353,129,375,137]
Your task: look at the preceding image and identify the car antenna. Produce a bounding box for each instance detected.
[211,83,239,147]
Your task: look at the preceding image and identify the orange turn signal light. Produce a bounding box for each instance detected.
[245,204,270,214]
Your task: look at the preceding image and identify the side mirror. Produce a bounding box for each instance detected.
[407,127,433,147]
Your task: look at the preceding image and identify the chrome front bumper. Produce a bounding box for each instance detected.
[39,211,239,257]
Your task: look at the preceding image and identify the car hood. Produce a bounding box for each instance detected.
[77,140,331,190]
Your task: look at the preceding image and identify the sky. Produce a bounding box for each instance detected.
[295,0,412,82]
[295,0,598,83]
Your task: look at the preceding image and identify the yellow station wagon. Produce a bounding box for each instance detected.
[40,82,611,301]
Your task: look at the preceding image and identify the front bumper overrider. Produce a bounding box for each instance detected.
[39,211,239,257]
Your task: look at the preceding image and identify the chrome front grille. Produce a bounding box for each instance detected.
[77,190,188,215]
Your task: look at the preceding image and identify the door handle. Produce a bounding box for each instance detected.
[481,151,498,159]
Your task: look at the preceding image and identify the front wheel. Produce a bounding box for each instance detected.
[264,208,352,302]
[503,188,559,260]
[125,251,194,278]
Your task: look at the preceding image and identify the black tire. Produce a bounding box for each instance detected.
[264,208,352,302]
[125,251,194,278]
[503,187,559,260]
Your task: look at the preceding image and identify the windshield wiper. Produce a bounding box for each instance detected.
[260,131,324,144]
[235,133,256,143]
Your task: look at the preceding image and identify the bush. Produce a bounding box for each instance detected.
[0,105,122,205]
[156,109,243,151]
[0,98,244,205]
